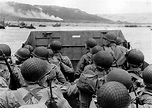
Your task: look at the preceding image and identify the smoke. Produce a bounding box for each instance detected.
[0,2,63,21]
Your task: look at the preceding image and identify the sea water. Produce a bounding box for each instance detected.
[0,26,152,64]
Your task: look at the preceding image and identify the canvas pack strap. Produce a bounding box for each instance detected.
[14,87,44,106]
[23,87,43,102]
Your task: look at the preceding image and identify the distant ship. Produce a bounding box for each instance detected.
[52,23,61,27]
[0,20,5,29]
[20,24,36,29]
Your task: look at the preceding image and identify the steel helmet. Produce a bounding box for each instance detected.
[93,50,113,69]
[15,48,31,60]
[23,45,34,52]
[103,33,117,43]
[21,58,47,83]
[142,64,152,85]
[116,37,123,45]
[0,44,11,58]
[126,49,144,66]
[106,68,132,89]
[97,81,130,108]
[91,45,103,55]
[49,40,62,51]
[32,46,49,60]
[85,38,97,48]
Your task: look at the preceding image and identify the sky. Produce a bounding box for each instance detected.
[0,0,152,14]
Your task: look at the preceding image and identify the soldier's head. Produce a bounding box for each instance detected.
[23,45,34,53]
[0,44,11,60]
[32,46,49,60]
[93,50,113,71]
[21,58,48,85]
[15,48,31,64]
[97,81,131,108]
[49,40,62,53]
[126,49,144,67]
[142,64,152,87]
[85,38,97,50]
[103,33,117,46]
[106,68,132,89]
[91,45,103,55]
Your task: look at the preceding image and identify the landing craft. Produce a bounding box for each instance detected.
[7,23,20,27]
[11,29,149,108]
[52,23,61,27]
[39,24,46,27]
[20,24,36,29]
[23,29,149,71]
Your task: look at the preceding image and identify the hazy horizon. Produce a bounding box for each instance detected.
[0,0,152,15]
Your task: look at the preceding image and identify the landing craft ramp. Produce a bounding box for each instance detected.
[24,30,129,69]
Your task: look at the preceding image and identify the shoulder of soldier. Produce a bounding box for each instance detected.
[47,62,58,71]
[47,62,57,67]
[0,76,8,88]
[61,55,71,61]
[0,89,17,103]
[116,45,128,51]
[84,64,96,72]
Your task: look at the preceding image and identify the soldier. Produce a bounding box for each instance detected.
[0,44,12,63]
[0,58,72,108]
[126,49,145,76]
[103,32,128,68]
[129,64,152,108]
[75,38,97,79]
[14,47,31,65]
[0,44,11,89]
[49,40,74,82]
[12,47,31,87]
[33,46,78,108]
[97,81,131,108]
[77,50,114,108]
[32,46,68,85]
[0,44,21,90]
[125,49,145,91]
[23,44,34,53]
[84,45,103,72]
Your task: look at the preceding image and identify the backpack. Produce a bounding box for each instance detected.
[14,87,48,108]
[76,71,98,94]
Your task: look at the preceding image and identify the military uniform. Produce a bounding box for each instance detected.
[75,52,93,77]
[52,53,74,82]
[0,62,10,88]
[0,83,71,108]
[103,33,128,68]
[77,50,113,108]
[12,65,26,87]
[75,38,97,78]
[0,76,8,88]
[84,64,96,72]
[47,62,68,85]
[132,65,152,108]
[0,58,71,108]
[104,43,128,68]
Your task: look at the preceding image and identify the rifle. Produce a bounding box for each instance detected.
[46,80,58,108]
[0,49,21,90]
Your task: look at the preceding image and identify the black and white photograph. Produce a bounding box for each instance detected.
[0,0,152,108]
